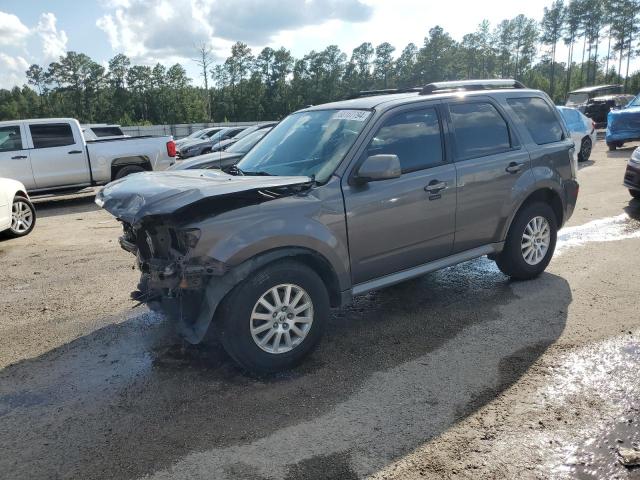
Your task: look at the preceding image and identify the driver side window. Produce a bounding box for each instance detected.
[366,108,444,174]
[0,126,23,152]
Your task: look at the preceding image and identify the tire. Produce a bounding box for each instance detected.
[495,202,558,280]
[630,189,640,200]
[217,260,329,374]
[114,165,145,179]
[578,136,592,162]
[607,142,616,151]
[6,195,36,238]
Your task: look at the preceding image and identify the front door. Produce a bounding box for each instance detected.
[0,124,36,189]
[27,122,90,189]
[342,105,457,285]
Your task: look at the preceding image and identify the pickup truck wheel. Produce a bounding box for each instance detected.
[114,165,145,179]
[217,260,329,374]
[7,196,36,238]
[495,202,557,280]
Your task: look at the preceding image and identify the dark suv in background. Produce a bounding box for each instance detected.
[98,79,579,374]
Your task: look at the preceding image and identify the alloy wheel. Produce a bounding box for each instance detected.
[11,200,33,234]
[521,216,550,265]
[250,283,314,354]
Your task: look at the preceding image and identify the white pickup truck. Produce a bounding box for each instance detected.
[0,118,176,194]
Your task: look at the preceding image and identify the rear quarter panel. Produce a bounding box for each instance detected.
[87,136,173,182]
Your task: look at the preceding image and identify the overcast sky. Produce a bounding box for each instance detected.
[1,0,637,89]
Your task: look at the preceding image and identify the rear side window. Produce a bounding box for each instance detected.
[508,97,564,145]
[366,108,444,173]
[0,125,23,152]
[449,102,511,159]
[29,123,75,148]
[91,127,123,137]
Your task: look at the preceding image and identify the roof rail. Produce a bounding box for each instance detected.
[348,87,422,99]
[420,79,526,95]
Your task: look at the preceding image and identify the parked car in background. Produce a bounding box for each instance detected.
[606,94,640,150]
[566,84,623,112]
[623,147,640,200]
[584,94,635,127]
[97,79,578,373]
[177,127,246,159]
[81,124,127,140]
[205,122,278,154]
[175,127,224,149]
[0,177,35,238]
[0,118,175,194]
[557,106,597,162]
[168,127,273,171]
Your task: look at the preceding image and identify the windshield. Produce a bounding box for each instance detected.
[628,95,640,107]
[236,109,371,181]
[567,93,589,106]
[186,129,205,139]
[206,129,228,143]
[227,128,270,153]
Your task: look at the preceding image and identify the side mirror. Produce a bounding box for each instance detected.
[354,154,401,184]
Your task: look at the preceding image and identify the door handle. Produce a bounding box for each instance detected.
[68,150,83,154]
[505,162,522,174]
[11,155,27,159]
[425,180,447,193]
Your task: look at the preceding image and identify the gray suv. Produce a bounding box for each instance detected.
[97,79,579,374]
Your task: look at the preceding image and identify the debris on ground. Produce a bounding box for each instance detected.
[617,447,640,467]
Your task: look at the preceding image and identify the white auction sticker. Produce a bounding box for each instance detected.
[332,110,370,122]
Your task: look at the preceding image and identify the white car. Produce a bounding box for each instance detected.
[0,177,35,238]
[557,106,598,162]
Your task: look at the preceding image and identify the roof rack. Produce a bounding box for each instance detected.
[420,79,526,95]
[348,87,423,99]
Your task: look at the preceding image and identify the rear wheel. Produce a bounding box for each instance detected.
[6,195,36,238]
[495,202,557,280]
[217,260,329,374]
[578,136,592,162]
[114,165,145,179]
[630,189,640,200]
[608,142,623,151]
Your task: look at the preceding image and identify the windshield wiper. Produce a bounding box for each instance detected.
[241,170,273,176]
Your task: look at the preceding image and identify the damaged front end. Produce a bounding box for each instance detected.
[96,170,313,343]
[120,219,230,343]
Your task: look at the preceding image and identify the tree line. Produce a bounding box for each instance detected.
[2,0,640,125]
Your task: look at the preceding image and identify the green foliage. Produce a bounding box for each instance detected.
[2,3,640,124]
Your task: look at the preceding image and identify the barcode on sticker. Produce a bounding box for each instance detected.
[332,110,370,121]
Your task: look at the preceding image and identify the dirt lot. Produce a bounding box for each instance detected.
[1,140,639,480]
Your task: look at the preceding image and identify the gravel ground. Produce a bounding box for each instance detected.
[0,140,639,480]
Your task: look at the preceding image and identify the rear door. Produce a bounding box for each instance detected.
[342,103,457,284]
[26,121,91,189]
[444,97,532,253]
[0,123,36,189]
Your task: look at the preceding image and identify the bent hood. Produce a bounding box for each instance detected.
[95,170,311,224]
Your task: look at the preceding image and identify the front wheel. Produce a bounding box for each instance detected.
[495,202,558,280]
[6,195,36,238]
[217,260,329,374]
[578,137,592,162]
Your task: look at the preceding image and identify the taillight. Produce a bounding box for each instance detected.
[166,140,176,157]
[592,121,596,133]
